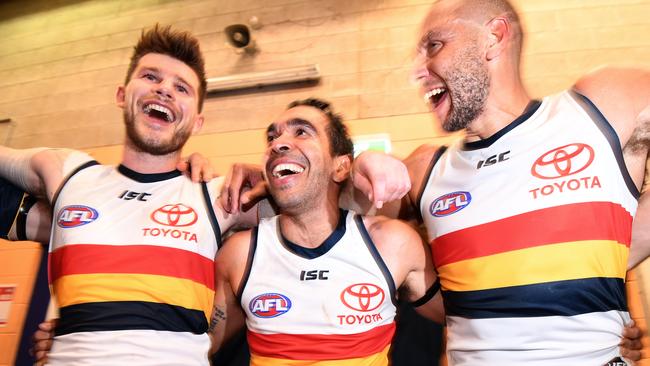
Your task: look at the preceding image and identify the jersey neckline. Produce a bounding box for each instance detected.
[279,209,348,259]
[463,99,542,151]
[117,164,182,183]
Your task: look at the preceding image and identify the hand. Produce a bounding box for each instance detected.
[31,319,57,366]
[352,151,411,209]
[619,320,643,362]
[220,163,267,214]
[177,153,217,183]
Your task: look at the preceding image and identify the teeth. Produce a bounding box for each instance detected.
[272,163,305,178]
[423,88,445,103]
[143,103,174,122]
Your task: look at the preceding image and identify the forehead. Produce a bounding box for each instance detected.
[134,53,200,89]
[418,0,471,37]
[273,105,329,131]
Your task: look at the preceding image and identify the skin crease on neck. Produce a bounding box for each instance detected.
[414,0,532,141]
[263,106,351,249]
[116,53,205,174]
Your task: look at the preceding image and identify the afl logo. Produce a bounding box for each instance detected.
[531,143,594,179]
[57,205,99,228]
[249,293,292,318]
[430,191,471,217]
[150,204,198,227]
[340,283,385,312]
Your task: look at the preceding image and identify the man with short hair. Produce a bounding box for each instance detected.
[0,24,256,365]
[209,98,442,366]
[350,0,650,364]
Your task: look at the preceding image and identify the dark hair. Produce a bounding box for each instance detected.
[125,24,207,111]
[287,98,354,157]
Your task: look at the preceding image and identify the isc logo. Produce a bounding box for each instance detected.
[430,191,471,217]
[57,205,99,228]
[249,293,291,318]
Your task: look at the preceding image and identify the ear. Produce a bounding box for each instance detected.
[333,154,352,183]
[116,86,126,108]
[485,17,510,61]
[191,114,204,134]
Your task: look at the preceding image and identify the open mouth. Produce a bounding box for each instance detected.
[143,103,175,123]
[271,163,305,178]
[423,87,447,108]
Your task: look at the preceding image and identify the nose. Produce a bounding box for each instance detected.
[154,82,174,100]
[271,134,293,154]
[410,53,430,85]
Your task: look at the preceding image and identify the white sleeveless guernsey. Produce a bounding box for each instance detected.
[240,211,397,366]
[47,160,221,366]
[418,91,638,365]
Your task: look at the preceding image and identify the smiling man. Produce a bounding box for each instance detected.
[0,25,257,365]
[350,0,650,364]
[209,98,442,366]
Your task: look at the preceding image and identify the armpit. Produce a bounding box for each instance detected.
[624,106,650,154]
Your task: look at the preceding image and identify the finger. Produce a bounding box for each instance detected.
[241,181,269,205]
[352,173,374,203]
[226,167,244,214]
[201,165,215,182]
[371,177,387,209]
[620,347,642,362]
[176,160,189,174]
[37,321,53,331]
[220,168,235,213]
[622,322,642,340]
[34,349,49,361]
[34,339,53,352]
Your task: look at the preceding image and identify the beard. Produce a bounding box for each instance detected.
[124,109,192,156]
[442,47,490,132]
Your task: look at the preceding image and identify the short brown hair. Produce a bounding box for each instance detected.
[125,24,207,111]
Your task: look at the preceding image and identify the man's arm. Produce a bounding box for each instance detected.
[364,216,444,323]
[208,230,250,354]
[345,144,445,223]
[630,188,650,269]
[574,67,650,268]
[0,146,87,202]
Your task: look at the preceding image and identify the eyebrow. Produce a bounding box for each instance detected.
[417,30,445,50]
[266,118,318,135]
[139,66,194,93]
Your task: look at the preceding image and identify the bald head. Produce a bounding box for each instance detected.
[430,0,523,61]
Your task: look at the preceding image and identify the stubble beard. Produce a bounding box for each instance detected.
[442,47,490,132]
[124,109,192,156]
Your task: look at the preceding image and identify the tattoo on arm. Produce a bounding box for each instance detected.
[208,305,227,332]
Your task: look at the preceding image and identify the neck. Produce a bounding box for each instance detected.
[278,192,341,249]
[121,142,181,173]
[466,66,532,141]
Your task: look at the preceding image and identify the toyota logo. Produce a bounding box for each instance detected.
[531,143,594,179]
[340,283,385,312]
[150,204,198,227]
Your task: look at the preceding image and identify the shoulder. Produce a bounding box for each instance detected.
[215,230,253,273]
[573,66,650,142]
[362,215,423,253]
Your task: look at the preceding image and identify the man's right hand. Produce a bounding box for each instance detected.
[219,163,267,214]
[31,319,56,366]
